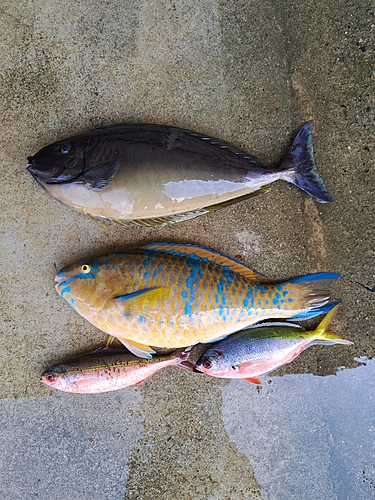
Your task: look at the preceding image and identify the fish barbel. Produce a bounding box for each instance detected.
[55,243,341,359]
[27,122,333,227]
[41,346,194,394]
[195,305,352,384]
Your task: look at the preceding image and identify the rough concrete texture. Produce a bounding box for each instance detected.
[0,0,373,498]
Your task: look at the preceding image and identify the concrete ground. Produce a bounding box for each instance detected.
[0,1,374,498]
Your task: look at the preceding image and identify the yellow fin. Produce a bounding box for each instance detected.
[313,304,353,345]
[106,335,116,347]
[141,243,268,282]
[314,303,340,335]
[87,213,108,227]
[110,287,170,314]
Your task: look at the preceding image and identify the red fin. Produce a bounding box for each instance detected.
[243,376,262,385]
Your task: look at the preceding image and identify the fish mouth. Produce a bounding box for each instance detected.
[26,158,36,175]
[55,272,65,284]
[26,160,51,183]
[55,272,67,293]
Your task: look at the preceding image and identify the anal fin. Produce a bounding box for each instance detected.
[243,376,262,385]
[129,188,271,228]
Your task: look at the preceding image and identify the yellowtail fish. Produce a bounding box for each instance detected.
[41,347,194,394]
[55,243,341,359]
[26,122,333,227]
[195,305,352,384]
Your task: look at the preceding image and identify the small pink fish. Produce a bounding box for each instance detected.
[41,347,194,394]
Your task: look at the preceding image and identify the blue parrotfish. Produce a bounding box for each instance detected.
[27,122,333,227]
[55,243,341,359]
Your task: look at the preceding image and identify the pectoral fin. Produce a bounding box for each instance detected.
[110,287,170,314]
[74,161,120,190]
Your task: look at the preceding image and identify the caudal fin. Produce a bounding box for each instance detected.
[280,122,334,203]
[311,304,353,346]
[285,272,341,320]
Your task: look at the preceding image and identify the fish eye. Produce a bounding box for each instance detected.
[231,365,239,371]
[81,264,91,273]
[46,374,55,382]
[60,144,71,154]
[203,360,212,370]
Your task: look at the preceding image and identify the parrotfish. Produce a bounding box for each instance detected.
[55,243,341,359]
[195,305,352,384]
[26,122,333,227]
[40,346,194,394]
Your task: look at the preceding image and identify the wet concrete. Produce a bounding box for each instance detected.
[0,0,374,498]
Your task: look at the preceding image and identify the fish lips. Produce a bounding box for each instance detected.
[26,162,74,184]
[26,161,55,184]
[54,272,68,294]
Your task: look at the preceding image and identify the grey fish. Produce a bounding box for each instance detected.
[26,122,334,227]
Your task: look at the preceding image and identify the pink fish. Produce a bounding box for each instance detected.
[41,347,194,394]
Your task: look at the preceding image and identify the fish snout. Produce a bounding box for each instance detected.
[54,272,67,294]
[26,157,36,172]
[55,270,66,284]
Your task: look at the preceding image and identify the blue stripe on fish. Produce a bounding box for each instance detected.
[60,286,71,297]
[288,272,341,283]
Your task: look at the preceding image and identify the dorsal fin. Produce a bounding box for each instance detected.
[140,243,269,282]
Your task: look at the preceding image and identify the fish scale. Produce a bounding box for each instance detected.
[55,243,341,358]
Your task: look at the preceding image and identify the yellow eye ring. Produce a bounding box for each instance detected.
[81,264,91,273]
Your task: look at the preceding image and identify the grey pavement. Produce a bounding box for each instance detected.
[0,0,374,498]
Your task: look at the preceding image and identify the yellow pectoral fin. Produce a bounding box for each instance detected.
[110,287,170,315]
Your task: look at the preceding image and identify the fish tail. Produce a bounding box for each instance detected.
[280,122,334,203]
[172,346,196,371]
[282,272,341,320]
[311,304,353,346]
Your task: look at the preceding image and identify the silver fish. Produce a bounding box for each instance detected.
[26,122,333,227]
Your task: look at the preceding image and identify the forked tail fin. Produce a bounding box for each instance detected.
[284,272,342,320]
[311,304,353,346]
[280,122,334,203]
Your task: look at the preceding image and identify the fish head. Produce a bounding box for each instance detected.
[40,365,68,391]
[26,136,88,184]
[195,348,233,377]
[55,255,125,315]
